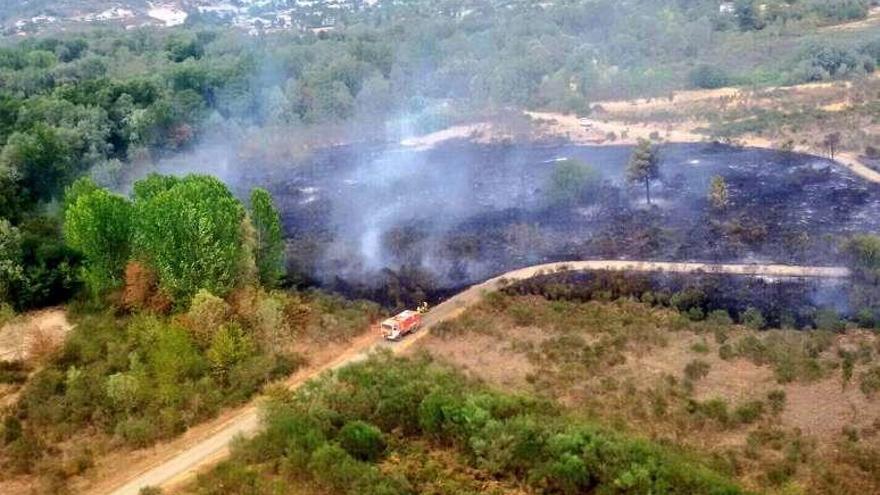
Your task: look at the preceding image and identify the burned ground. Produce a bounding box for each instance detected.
[152,140,879,308]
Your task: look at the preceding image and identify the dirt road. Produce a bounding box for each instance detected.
[99,260,848,495]
[524,110,880,185]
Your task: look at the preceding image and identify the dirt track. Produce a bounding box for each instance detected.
[524,110,880,185]
[97,260,848,495]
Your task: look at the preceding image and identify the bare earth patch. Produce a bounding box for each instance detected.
[0,308,72,362]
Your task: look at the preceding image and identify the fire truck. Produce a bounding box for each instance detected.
[380,310,423,341]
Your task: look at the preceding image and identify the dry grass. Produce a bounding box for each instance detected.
[414,294,880,494]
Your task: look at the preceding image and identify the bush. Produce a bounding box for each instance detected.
[186,289,232,346]
[257,355,743,494]
[114,417,157,448]
[546,159,601,207]
[767,390,786,414]
[0,360,28,384]
[693,398,729,425]
[741,307,766,330]
[684,359,711,381]
[706,310,733,327]
[733,401,764,424]
[337,420,386,462]
[813,308,844,332]
[689,65,730,89]
[308,443,375,492]
[860,366,880,397]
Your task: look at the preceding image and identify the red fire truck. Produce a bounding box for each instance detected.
[380,310,422,340]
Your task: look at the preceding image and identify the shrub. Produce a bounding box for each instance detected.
[308,443,375,492]
[813,308,844,332]
[684,360,711,381]
[114,417,157,448]
[337,420,386,462]
[689,65,730,89]
[694,398,729,425]
[741,307,766,330]
[767,390,786,414]
[122,261,158,311]
[860,366,880,397]
[207,324,255,382]
[733,401,765,424]
[691,340,710,354]
[186,289,232,346]
[546,159,601,207]
[0,303,17,330]
[706,310,734,327]
[0,360,28,384]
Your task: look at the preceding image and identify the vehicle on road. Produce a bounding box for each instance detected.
[380,310,422,340]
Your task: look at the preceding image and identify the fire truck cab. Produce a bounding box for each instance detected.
[380,310,422,341]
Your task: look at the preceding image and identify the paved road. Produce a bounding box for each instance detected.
[103,260,849,495]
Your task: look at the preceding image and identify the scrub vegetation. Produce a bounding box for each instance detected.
[0,174,380,491]
[420,292,880,495]
[180,352,744,495]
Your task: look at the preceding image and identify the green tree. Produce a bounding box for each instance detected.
[735,0,764,31]
[64,188,133,297]
[626,138,660,205]
[62,176,99,213]
[708,175,730,211]
[131,173,180,203]
[741,307,766,330]
[688,65,729,89]
[249,188,285,287]
[0,219,23,303]
[0,125,74,206]
[206,324,255,382]
[133,175,245,303]
[547,159,600,207]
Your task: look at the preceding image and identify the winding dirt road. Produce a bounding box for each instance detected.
[98,260,848,495]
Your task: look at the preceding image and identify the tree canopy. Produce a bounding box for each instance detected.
[547,159,601,207]
[64,184,132,296]
[133,175,246,303]
[626,139,660,204]
[250,188,286,288]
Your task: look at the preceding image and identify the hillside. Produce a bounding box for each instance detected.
[178,293,880,495]
[0,1,879,494]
